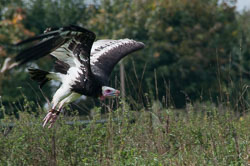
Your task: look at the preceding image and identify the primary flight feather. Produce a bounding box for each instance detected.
[15,25,144,128]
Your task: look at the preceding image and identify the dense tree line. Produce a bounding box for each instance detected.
[1,0,250,116]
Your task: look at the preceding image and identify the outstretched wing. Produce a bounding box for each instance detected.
[90,39,145,84]
[15,25,96,69]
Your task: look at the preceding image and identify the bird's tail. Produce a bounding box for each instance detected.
[28,68,51,88]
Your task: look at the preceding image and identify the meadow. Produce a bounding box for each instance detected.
[0,99,249,165]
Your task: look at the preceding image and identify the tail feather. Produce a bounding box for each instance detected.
[28,68,50,88]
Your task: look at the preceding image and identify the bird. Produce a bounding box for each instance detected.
[15,25,145,128]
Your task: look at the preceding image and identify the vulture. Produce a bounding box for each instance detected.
[15,25,144,128]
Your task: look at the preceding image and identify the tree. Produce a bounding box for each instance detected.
[0,3,42,117]
[86,0,246,108]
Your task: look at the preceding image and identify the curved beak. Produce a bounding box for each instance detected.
[115,90,120,96]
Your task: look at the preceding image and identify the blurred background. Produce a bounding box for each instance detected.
[1,0,250,117]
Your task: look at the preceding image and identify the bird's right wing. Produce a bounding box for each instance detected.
[15,25,96,69]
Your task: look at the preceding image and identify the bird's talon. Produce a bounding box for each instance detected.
[42,109,61,128]
[43,112,52,121]
[48,113,58,128]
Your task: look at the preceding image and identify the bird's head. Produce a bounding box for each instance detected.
[99,86,120,100]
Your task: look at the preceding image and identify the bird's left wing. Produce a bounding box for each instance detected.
[15,25,96,67]
[90,39,145,82]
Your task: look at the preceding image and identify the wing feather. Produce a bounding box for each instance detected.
[90,39,145,83]
[15,25,96,69]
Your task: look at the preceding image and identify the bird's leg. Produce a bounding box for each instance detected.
[43,86,71,128]
[47,109,61,128]
[43,92,81,128]
[43,109,58,128]
[47,99,68,128]
[48,93,81,128]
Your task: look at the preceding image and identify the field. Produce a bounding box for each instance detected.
[0,100,249,166]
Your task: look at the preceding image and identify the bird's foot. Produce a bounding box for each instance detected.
[43,109,60,128]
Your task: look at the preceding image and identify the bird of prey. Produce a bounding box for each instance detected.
[15,25,144,128]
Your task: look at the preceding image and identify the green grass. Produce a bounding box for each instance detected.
[0,101,249,166]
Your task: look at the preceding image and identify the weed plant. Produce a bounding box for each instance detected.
[0,98,249,165]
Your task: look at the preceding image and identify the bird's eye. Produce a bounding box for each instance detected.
[106,89,111,93]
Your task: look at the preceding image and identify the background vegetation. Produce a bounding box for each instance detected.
[0,0,249,165]
[1,0,250,110]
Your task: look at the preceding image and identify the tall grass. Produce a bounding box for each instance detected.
[0,99,249,165]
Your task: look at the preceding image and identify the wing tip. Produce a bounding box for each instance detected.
[137,41,145,49]
[121,38,145,49]
[130,40,145,50]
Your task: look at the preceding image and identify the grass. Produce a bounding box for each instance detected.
[0,100,249,166]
